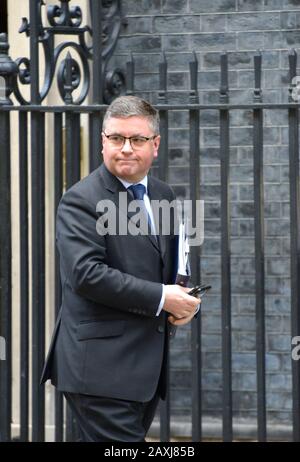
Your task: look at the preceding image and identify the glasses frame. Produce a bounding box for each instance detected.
[102,132,158,149]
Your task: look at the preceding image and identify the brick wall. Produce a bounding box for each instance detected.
[110,0,300,431]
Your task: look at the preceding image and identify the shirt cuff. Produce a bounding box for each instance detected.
[194,303,200,315]
[156,285,165,316]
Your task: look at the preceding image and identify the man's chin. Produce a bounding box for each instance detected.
[116,166,140,181]
[118,166,135,176]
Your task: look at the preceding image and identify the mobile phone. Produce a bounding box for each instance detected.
[188,284,212,298]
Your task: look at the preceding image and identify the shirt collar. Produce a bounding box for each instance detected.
[117,175,148,193]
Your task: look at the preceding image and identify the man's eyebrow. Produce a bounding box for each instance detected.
[106,132,148,137]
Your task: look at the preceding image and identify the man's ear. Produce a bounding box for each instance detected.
[153,135,161,158]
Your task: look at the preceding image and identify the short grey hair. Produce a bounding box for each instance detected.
[102,95,160,135]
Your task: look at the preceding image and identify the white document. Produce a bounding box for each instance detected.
[175,221,191,286]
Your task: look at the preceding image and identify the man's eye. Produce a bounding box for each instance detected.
[131,137,146,145]
[109,135,124,143]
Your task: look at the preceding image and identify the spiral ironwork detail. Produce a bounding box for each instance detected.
[12,0,126,105]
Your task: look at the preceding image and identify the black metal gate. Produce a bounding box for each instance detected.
[1,0,300,443]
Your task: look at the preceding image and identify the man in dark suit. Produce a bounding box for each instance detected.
[41,96,199,442]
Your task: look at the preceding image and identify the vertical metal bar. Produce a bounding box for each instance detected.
[158,110,168,183]
[19,111,29,442]
[30,0,45,442]
[158,53,170,443]
[64,52,74,105]
[29,0,40,105]
[89,110,103,172]
[0,108,12,442]
[65,113,81,188]
[189,52,201,442]
[0,30,18,444]
[31,110,46,442]
[289,108,300,442]
[158,53,169,183]
[253,51,267,442]
[126,53,135,96]
[288,49,300,442]
[89,0,103,172]
[54,113,64,442]
[64,111,81,441]
[219,52,233,442]
[91,0,103,104]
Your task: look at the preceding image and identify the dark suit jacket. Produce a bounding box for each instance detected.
[41,163,177,402]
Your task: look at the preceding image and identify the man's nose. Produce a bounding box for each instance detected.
[121,138,133,153]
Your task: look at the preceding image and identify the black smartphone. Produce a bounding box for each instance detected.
[188,284,212,298]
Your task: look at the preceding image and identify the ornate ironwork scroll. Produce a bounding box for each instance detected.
[0,34,18,105]
[12,0,126,105]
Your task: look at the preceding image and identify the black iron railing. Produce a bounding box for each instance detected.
[0,0,300,444]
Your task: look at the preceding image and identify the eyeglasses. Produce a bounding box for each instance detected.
[103,132,157,150]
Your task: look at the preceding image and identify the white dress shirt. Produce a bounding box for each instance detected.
[117,175,165,315]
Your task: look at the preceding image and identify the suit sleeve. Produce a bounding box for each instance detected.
[56,188,163,318]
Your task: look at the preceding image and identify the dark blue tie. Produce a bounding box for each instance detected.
[128,184,153,235]
[128,183,146,202]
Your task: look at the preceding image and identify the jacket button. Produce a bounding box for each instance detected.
[157,325,164,333]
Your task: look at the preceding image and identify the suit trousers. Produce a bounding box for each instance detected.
[63,391,160,442]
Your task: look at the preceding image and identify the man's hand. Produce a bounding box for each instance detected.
[168,312,196,326]
[162,284,200,320]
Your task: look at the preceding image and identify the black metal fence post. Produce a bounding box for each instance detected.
[89,0,103,172]
[0,32,17,442]
[253,51,267,442]
[158,52,170,443]
[189,52,202,442]
[219,52,233,442]
[19,110,29,442]
[126,53,135,96]
[29,0,45,442]
[53,112,64,442]
[158,52,169,183]
[288,49,300,442]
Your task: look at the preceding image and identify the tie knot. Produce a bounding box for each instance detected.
[128,183,146,201]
